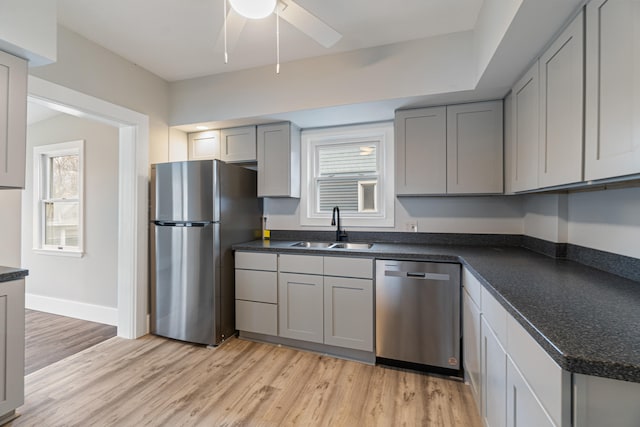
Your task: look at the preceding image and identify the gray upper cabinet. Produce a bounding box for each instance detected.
[220,126,256,163]
[511,62,540,192]
[446,101,503,194]
[257,122,301,198]
[396,102,503,196]
[187,130,220,160]
[0,50,27,189]
[585,0,640,180]
[538,10,584,188]
[395,106,447,195]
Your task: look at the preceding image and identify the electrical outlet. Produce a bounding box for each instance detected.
[405,221,418,232]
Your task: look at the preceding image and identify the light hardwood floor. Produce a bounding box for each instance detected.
[24,309,117,375]
[11,335,482,426]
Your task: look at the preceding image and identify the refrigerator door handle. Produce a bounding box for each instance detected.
[153,221,210,227]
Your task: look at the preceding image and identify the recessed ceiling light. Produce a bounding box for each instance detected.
[196,125,209,130]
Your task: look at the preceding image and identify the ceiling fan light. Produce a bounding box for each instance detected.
[229,0,276,19]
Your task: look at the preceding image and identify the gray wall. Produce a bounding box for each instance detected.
[22,113,118,309]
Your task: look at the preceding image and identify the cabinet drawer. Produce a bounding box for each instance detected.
[279,254,323,275]
[463,268,482,308]
[236,300,277,336]
[324,256,373,279]
[481,286,507,345]
[507,314,570,427]
[235,270,277,303]
[235,251,277,271]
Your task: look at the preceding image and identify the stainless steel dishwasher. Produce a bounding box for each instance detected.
[375,260,461,372]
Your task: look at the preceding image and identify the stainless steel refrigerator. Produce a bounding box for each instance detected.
[150,160,262,345]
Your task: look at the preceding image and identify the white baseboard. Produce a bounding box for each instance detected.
[25,293,118,326]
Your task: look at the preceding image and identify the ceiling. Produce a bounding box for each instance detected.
[57,0,484,82]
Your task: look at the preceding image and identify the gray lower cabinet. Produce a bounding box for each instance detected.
[278,272,324,343]
[235,252,278,336]
[0,278,25,421]
[323,277,373,352]
[506,357,555,427]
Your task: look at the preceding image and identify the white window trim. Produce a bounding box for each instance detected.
[32,140,85,257]
[300,122,394,228]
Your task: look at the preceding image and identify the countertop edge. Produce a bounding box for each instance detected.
[0,266,29,283]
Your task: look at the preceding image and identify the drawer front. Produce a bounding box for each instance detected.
[507,314,570,427]
[463,268,482,308]
[236,300,277,336]
[324,256,373,279]
[279,254,323,275]
[481,286,507,346]
[235,270,277,303]
[235,251,277,271]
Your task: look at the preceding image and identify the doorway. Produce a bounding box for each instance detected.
[27,76,149,339]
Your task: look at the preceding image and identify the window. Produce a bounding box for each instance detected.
[301,122,394,227]
[33,140,84,256]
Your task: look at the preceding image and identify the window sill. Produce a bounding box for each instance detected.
[33,249,84,258]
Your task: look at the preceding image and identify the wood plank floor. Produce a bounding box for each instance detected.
[24,309,117,375]
[11,335,482,426]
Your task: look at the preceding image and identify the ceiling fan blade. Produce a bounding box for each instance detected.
[214,7,247,56]
[277,0,342,48]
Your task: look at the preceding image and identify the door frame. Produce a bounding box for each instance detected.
[28,76,149,339]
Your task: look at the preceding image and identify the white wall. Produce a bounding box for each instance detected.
[169,31,476,126]
[567,186,640,259]
[0,0,56,65]
[522,193,568,243]
[264,196,524,235]
[29,26,170,165]
[22,113,119,315]
[0,190,22,267]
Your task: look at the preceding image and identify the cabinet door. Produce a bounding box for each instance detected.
[539,11,584,188]
[395,107,447,195]
[278,273,324,343]
[511,62,540,192]
[482,316,507,427]
[585,0,640,180]
[257,122,301,197]
[188,130,220,160]
[463,290,482,413]
[0,51,27,189]
[0,279,25,417]
[446,101,503,194]
[506,357,555,427]
[323,277,373,351]
[220,126,257,163]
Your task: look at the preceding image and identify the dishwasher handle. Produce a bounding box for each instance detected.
[384,270,451,281]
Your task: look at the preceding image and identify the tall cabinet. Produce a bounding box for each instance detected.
[257,122,300,198]
[0,50,27,189]
[585,0,640,180]
[538,11,584,188]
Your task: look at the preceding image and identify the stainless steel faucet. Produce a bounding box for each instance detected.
[331,206,348,242]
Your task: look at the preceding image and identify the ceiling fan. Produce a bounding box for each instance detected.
[215,0,342,72]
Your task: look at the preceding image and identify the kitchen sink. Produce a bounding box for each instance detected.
[330,242,374,250]
[290,241,335,248]
[290,241,374,250]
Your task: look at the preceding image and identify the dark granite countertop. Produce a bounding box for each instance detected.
[0,266,28,283]
[233,240,640,383]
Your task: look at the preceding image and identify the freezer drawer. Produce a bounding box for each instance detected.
[375,260,461,370]
[151,223,219,345]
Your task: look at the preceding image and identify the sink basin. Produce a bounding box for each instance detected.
[290,241,374,250]
[330,242,374,250]
[291,241,334,248]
